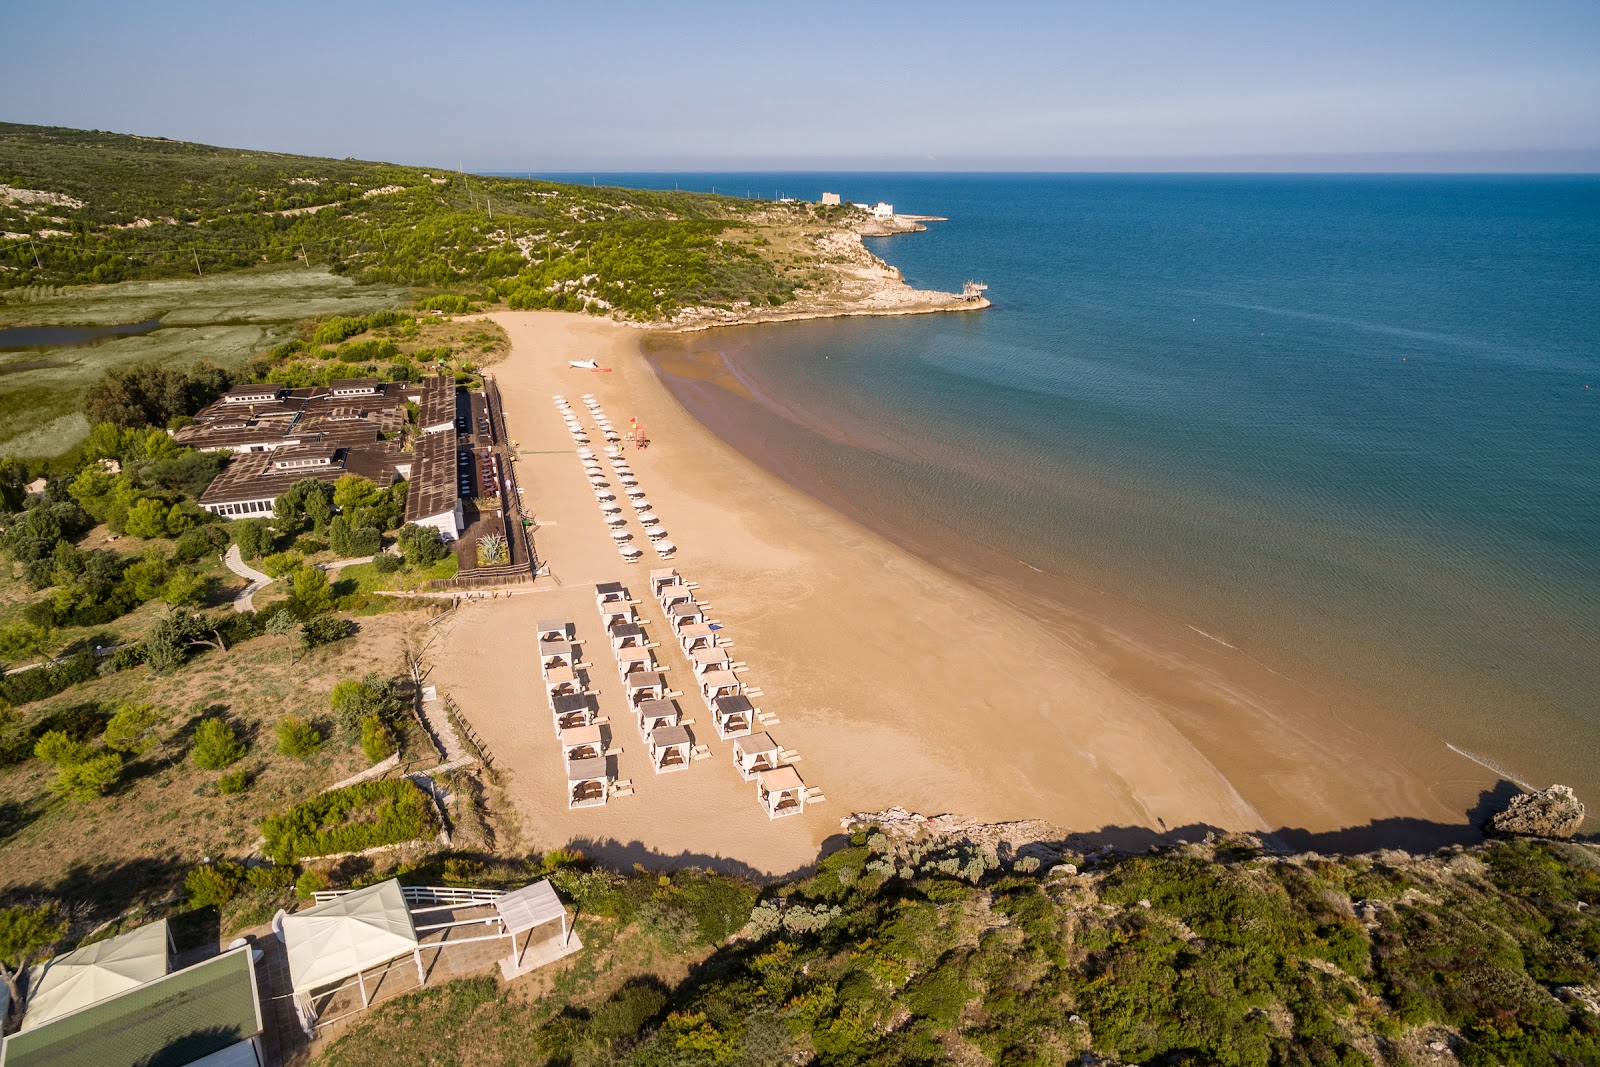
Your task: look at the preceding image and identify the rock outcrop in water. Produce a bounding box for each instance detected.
[1489,783,1587,839]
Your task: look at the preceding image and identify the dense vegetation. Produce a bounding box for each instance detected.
[0,123,827,318]
[315,833,1600,1067]
[260,778,437,864]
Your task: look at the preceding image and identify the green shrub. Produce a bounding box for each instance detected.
[245,865,295,891]
[185,861,245,908]
[397,523,448,566]
[301,614,353,648]
[360,715,396,763]
[230,519,275,561]
[218,768,251,794]
[371,552,402,574]
[259,550,303,578]
[295,868,331,900]
[191,718,245,770]
[260,779,437,865]
[275,714,323,758]
[293,536,327,555]
[52,752,123,799]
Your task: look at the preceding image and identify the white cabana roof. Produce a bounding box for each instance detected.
[493,880,567,935]
[283,879,419,994]
[21,919,171,1030]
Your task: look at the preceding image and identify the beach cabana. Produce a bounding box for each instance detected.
[637,697,679,738]
[560,724,603,762]
[757,766,808,819]
[609,621,646,650]
[539,640,575,675]
[711,693,754,739]
[19,919,172,1031]
[536,619,569,644]
[733,732,782,781]
[544,665,578,703]
[283,879,422,1030]
[647,725,693,774]
[649,568,681,598]
[679,623,716,654]
[567,755,610,808]
[595,582,629,609]
[625,670,666,707]
[551,692,593,733]
[615,647,654,680]
[690,646,731,675]
[668,600,704,633]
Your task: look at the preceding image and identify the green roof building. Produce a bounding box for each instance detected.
[1,946,263,1067]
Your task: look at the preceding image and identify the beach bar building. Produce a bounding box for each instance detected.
[551,693,593,733]
[712,694,755,739]
[647,725,693,774]
[567,755,610,808]
[1,943,264,1067]
[757,766,808,819]
[637,697,679,739]
[733,732,782,781]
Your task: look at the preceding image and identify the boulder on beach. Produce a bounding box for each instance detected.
[1488,784,1586,839]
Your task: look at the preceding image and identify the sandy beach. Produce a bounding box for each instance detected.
[427,312,1485,878]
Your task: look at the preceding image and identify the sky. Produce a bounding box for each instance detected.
[6,0,1599,171]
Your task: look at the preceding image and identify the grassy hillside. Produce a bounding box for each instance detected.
[0,122,831,317]
[314,833,1600,1067]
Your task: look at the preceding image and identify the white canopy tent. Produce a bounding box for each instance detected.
[282,879,421,1029]
[21,919,172,1030]
[494,881,573,969]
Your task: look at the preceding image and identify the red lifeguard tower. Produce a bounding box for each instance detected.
[629,417,649,448]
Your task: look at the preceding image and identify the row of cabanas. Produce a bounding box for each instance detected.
[597,582,695,775]
[537,615,612,808]
[648,568,814,820]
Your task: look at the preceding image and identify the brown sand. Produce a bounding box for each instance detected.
[428,312,1477,878]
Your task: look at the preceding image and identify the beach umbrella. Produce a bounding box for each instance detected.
[620,545,643,560]
[610,529,632,542]
[595,489,615,501]
[647,526,669,540]
[604,446,622,456]
[606,514,627,527]
[618,476,638,487]
[636,511,659,525]
[577,448,594,458]
[628,490,649,503]
[600,502,622,513]
[652,541,676,558]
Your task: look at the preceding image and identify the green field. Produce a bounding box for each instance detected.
[0,268,404,457]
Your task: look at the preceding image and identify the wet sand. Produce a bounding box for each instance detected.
[428,312,1489,878]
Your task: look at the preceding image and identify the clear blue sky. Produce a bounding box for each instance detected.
[6,0,1598,171]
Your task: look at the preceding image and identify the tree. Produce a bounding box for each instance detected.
[287,565,333,618]
[275,714,323,758]
[0,903,68,1029]
[34,730,90,766]
[145,608,228,674]
[160,567,208,606]
[265,609,299,665]
[191,718,245,770]
[231,519,274,561]
[274,479,336,536]
[330,674,405,735]
[398,523,448,566]
[52,752,123,799]
[123,497,171,539]
[0,620,54,667]
[103,702,162,757]
[82,361,232,430]
[333,474,382,510]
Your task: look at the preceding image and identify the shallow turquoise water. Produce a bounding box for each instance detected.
[601,173,1600,798]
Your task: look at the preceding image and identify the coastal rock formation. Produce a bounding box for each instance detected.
[1488,783,1587,839]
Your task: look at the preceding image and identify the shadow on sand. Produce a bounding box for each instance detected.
[559,779,1591,882]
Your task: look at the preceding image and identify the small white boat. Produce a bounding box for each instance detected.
[568,358,600,369]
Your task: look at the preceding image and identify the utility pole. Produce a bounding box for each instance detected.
[192,248,202,276]
[300,242,310,266]
[28,237,42,271]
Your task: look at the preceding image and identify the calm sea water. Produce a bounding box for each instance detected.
[571,173,1600,798]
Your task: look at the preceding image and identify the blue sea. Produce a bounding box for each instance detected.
[555,172,1600,802]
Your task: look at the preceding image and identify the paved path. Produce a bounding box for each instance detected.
[223,545,271,613]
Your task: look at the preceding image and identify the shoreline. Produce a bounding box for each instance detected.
[428,311,1495,880]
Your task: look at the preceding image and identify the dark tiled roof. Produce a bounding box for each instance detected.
[402,426,459,523]
[417,375,457,429]
[200,435,402,507]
